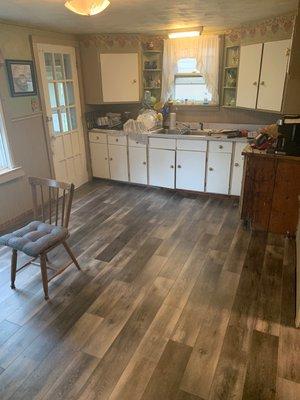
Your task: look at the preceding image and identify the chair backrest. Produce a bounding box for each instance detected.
[28,177,75,229]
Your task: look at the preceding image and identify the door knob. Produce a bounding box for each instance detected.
[234,162,239,167]
[209,167,213,171]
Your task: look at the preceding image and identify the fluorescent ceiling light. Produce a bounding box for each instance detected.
[168,31,200,39]
[65,0,110,16]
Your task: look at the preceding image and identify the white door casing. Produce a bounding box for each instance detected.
[149,148,175,189]
[108,144,129,181]
[129,146,147,185]
[206,152,232,194]
[37,44,88,187]
[236,43,263,109]
[100,53,140,103]
[257,39,291,111]
[176,150,206,191]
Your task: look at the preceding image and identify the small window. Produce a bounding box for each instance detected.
[0,102,12,172]
[174,58,212,104]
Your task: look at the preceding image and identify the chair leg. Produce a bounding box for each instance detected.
[40,253,49,300]
[62,241,81,270]
[10,249,18,289]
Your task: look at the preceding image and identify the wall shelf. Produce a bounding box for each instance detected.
[222,45,240,107]
[142,48,163,101]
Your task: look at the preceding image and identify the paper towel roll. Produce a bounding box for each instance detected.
[169,113,176,130]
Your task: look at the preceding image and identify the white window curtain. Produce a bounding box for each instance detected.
[161,35,220,104]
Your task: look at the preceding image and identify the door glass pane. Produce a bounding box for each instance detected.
[54,53,64,80]
[52,111,61,133]
[66,82,75,105]
[48,83,57,108]
[69,107,77,130]
[57,82,66,106]
[61,109,70,132]
[44,53,54,80]
[63,54,72,79]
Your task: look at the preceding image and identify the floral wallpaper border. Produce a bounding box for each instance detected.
[80,33,164,49]
[226,13,295,44]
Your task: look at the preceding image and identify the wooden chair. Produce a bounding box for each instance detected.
[0,177,80,300]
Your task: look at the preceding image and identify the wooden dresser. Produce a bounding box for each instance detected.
[240,145,300,235]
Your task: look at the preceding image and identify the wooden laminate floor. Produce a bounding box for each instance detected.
[0,180,299,400]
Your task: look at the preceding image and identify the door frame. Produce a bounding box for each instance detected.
[31,35,91,181]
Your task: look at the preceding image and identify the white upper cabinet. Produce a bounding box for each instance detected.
[236,43,263,109]
[100,53,140,103]
[257,40,290,111]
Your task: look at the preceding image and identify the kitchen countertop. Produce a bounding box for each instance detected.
[90,128,248,143]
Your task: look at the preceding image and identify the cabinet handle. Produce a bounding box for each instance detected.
[96,136,99,140]
[105,157,108,160]
[209,167,213,171]
[219,145,223,149]
[115,138,119,142]
[260,81,265,85]
[170,165,174,169]
[110,157,113,161]
[177,165,182,168]
[234,162,239,167]
[132,79,137,84]
[143,161,146,165]
[253,81,257,86]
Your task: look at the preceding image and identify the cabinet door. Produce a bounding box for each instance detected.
[129,147,147,185]
[176,150,206,191]
[149,148,175,189]
[257,40,290,111]
[108,144,128,182]
[206,152,232,194]
[236,43,263,109]
[90,142,110,179]
[100,53,140,103]
[230,142,245,196]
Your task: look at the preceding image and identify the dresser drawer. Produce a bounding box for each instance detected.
[177,139,207,152]
[128,137,147,148]
[89,131,107,144]
[108,134,127,146]
[149,138,176,150]
[209,141,232,154]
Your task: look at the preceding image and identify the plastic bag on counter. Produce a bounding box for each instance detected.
[123,119,147,134]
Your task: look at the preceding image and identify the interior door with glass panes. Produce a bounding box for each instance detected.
[37,44,88,187]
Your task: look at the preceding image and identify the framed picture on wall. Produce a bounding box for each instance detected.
[5,59,37,97]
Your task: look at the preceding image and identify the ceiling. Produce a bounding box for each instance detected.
[0,0,298,34]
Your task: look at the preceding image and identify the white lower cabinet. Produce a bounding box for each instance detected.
[230,142,245,196]
[90,142,110,179]
[149,148,175,189]
[129,146,147,184]
[176,150,206,191]
[206,152,232,194]
[108,144,128,182]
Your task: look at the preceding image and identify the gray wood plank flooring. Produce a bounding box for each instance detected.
[0,180,299,400]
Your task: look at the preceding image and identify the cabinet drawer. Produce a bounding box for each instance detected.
[89,131,107,144]
[108,134,127,146]
[177,139,207,152]
[128,137,147,148]
[209,141,232,154]
[149,138,176,149]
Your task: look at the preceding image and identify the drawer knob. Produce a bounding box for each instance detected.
[209,167,213,171]
[234,162,239,167]
[170,165,174,169]
[177,165,182,168]
[143,161,146,165]
[219,145,223,149]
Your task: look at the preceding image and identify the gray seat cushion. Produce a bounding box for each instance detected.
[0,221,68,257]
